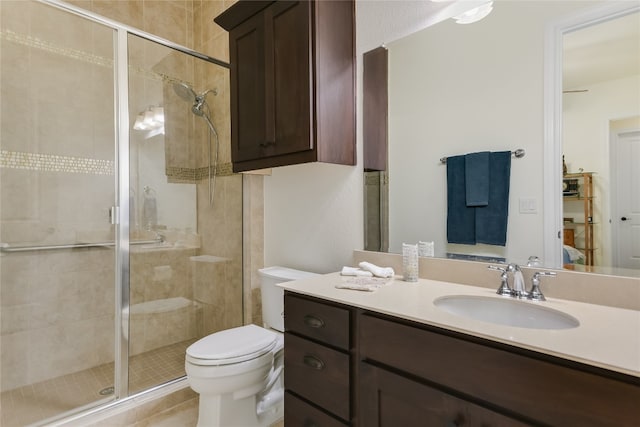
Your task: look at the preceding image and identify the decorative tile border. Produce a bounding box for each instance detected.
[165,162,234,182]
[0,29,184,85]
[0,150,114,175]
[1,28,112,68]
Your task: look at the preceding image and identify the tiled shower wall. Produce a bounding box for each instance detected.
[1,0,250,394]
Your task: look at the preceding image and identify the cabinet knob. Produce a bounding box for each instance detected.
[303,354,325,370]
[303,314,325,328]
[621,216,628,221]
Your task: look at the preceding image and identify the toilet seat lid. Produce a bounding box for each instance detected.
[186,324,277,365]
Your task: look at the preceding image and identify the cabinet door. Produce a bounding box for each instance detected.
[230,1,312,165]
[269,1,313,156]
[229,12,267,163]
[359,362,529,427]
[285,392,348,427]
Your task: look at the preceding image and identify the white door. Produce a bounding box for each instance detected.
[613,129,640,269]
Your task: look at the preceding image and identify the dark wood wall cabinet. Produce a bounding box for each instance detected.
[363,46,388,172]
[284,292,640,427]
[215,1,356,172]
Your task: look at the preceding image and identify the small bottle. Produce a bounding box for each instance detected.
[142,186,157,231]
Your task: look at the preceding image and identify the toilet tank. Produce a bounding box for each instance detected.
[258,266,319,332]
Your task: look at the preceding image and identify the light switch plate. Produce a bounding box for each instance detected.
[519,197,537,214]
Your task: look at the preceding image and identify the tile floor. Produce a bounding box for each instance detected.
[139,399,284,427]
[1,340,195,426]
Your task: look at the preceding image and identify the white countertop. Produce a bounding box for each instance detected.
[279,273,640,377]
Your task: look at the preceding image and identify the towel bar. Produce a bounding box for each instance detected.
[0,237,163,253]
[440,148,525,164]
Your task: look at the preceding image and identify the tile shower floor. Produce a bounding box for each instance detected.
[1,339,195,427]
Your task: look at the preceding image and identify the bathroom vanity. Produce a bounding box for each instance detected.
[281,275,640,426]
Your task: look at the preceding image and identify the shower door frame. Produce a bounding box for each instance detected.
[37,0,230,410]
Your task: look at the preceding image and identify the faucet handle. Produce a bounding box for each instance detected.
[488,265,512,297]
[487,265,506,273]
[528,271,556,301]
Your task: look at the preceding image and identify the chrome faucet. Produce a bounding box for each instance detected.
[489,265,557,301]
[507,263,528,299]
[528,271,556,301]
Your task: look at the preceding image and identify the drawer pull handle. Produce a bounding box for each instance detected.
[303,419,318,427]
[303,314,325,328]
[303,354,325,370]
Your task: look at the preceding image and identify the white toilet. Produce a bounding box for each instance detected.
[185,266,318,427]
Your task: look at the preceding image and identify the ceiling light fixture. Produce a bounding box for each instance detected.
[453,1,493,25]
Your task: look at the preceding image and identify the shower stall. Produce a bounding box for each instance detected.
[0,1,243,425]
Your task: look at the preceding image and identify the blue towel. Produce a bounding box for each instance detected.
[447,155,476,244]
[475,151,511,246]
[465,151,490,206]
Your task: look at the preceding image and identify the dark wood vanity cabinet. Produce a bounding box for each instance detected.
[359,313,640,427]
[215,1,356,172]
[284,293,353,425]
[283,292,640,427]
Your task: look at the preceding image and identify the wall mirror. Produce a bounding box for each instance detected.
[372,0,639,277]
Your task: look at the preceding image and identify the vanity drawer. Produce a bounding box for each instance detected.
[285,293,350,350]
[285,332,350,421]
[285,391,349,427]
[360,313,640,426]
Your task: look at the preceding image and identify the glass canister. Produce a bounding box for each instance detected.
[402,243,419,282]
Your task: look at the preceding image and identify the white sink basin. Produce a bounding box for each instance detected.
[433,295,580,330]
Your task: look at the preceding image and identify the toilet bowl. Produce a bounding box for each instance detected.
[186,324,284,427]
[185,266,318,427]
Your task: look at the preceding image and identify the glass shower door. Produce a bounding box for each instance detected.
[126,32,242,394]
[0,1,117,425]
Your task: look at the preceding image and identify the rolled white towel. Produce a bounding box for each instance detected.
[341,266,373,277]
[358,261,395,278]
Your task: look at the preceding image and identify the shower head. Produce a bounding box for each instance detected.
[173,82,197,103]
[173,82,216,117]
[172,81,220,208]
